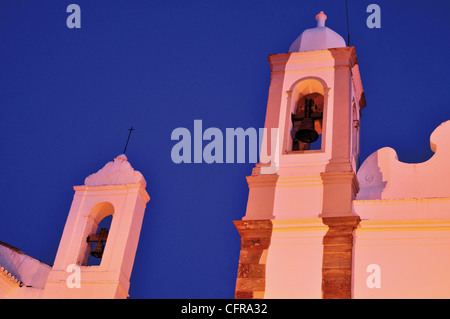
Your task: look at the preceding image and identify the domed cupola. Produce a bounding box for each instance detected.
[289,11,346,53]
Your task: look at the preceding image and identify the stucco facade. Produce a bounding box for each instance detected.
[0,154,150,299]
[1,11,448,300]
[234,12,450,299]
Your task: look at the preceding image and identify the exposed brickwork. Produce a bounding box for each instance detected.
[234,220,272,299]
[321,216,360,299]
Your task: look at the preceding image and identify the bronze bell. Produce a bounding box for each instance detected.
[292,98,320,144]
[91,241,105,258]
[86,228,108,259]
[296,117,319,143]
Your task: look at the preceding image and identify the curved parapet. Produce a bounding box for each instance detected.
[356,120,450,200]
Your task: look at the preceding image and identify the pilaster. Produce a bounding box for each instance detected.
[321,216,360,299]
[234,220,273,299]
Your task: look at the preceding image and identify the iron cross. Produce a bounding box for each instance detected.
[123,127,135,154]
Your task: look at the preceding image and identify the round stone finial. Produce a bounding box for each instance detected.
[289,11,345,52]
[315,11,327,27]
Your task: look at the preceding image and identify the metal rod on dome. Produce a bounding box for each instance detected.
[123,127,135,154]
[345,0,350,45]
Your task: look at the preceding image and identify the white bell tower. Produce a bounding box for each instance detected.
[43,154,150,299]
[234,11,366,299]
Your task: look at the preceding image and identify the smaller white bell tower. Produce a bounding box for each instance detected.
[43,154,150,299]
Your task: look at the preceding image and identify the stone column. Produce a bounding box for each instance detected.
[321,216,360,299]
[234,220,273,299]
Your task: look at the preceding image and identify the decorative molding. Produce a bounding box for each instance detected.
[357,121,450,200]
[246,174,279,188]
[321,171,359,196]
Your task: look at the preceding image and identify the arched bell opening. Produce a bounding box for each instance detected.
[78,201,114,267]
[291,93,324,151]
[286,78,326,153]
[86,215,112,266]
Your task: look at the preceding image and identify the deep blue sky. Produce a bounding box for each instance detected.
[0,0,449,299]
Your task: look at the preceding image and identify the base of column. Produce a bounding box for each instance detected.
[234,220,273,299]
[321,216,360,299]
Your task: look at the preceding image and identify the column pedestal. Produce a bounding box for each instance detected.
[321,216,360,299]
[234,220,273,299]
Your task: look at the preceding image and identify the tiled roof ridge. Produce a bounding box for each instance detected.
[0,265,23,287]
